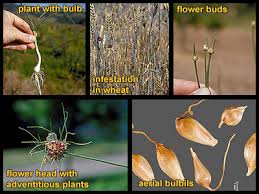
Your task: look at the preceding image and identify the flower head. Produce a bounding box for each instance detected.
[208,48,214,55]
[251,20,256,28]
[193,55,198,62]
[203,44,208,51]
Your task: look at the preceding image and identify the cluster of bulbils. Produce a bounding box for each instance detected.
[132,100,256,191]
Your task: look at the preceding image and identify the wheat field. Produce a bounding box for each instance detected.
[90,3,169,95]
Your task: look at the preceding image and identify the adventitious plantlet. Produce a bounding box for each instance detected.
[19,103,127,169]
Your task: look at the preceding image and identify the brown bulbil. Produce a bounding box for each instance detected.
[176,117,218,147]
[190,134,236,191]
[244,133,256,176]
[176,100,218,147]
[132,130,185,180]
[218,106,247,128]
[156,143,185,180]
[132,154,155,181]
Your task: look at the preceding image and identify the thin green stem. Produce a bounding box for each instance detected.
[205,39,216,88]
[206,54,211,88]
[252,25,256,65]
[193,43,200,88]
[19,127,40,142]
[21,141,46,144]
[194,61,200,88]
[27,126,51,133]
[20,3,35,30]
[67,141,92,146]
[204,52,207,84]
[61,103,68,140]
[65,152,128,168]
[193,43,197,56]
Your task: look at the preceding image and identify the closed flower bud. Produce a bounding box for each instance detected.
[193,55,198,62]
[203,44,208,51]
[251,20,256,28]
[208,48,214,55]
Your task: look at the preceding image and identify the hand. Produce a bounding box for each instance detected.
[3,10,36,50]
[174,79,216,95]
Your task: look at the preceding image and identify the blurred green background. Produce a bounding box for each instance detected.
[3,99,128,191]
[174,3,256,29]
[3,3,86,95]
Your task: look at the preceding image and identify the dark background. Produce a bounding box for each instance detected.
[132,99,256,191]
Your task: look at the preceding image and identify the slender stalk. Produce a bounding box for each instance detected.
[205,39,216,88]
[206,55,211,88]
[19,127,40,142]
[180,99,205,118]
[194,61,200,88]
[20,3,35,30]
[27,126,51,133]
[21,141,46,144]
[67,141,92,146]
[132,130,157,145]
[65,152,128,168]
[252,22,256,65]
[208,134,236,191]
[204,51,207,83]
[193,43,200,88]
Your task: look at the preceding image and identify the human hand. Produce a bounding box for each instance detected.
[3,10,36,50]
[174,79,216,95]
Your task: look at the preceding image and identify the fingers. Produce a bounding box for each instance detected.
[174,79,217,95]
[11,27,36,43]
[11,12,33,35]
[26,42,36,49]
[174,79,199,95]
[4,43,35,50]
[3,10,35,47]
[4,45,27,50]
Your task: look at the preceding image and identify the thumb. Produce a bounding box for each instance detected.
[11,26,36,43]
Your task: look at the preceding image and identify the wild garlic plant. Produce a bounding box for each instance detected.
[31,31,45,95]
[20,3,45,95]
